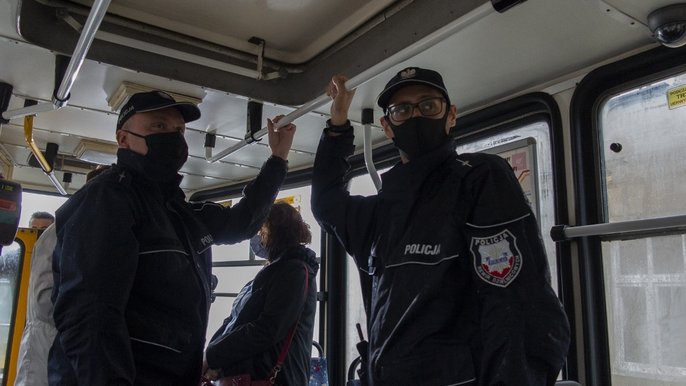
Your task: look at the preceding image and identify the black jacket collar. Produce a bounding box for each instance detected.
[116,148,184,199]
[380,141,456,199]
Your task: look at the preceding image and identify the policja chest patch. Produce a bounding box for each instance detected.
[470,229,522,287]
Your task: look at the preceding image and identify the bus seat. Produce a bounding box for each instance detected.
[310,341,328,386]
[346,355,362,386]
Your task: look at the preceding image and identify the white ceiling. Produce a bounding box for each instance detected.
[0,0,679,197]
[70,0,396,63]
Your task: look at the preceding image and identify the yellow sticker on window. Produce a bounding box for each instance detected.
[667,85,686,109]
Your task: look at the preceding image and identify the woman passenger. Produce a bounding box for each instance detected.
[202,202,319,386]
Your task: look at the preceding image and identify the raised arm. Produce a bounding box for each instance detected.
[311,75,377,267]
[194,117,295,243]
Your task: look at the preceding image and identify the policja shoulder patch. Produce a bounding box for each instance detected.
[470,229,522,287]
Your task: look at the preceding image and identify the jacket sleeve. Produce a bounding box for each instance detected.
[52,181,139,385]
[460,154,570,384]
[193,156,287,244]
[28,224,57,324]
[204,261,307,369]
[311,130,377,267]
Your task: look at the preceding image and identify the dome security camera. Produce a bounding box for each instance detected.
[648,3,686,48]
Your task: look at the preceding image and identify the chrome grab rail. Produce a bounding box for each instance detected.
[551,214,686,242]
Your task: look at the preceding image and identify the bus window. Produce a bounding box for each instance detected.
[17,192,66,228]
[207,184,323,346]
[0,240,23,380]
[345,169,389,373]
[456,120,560,292]
[599,72,686,384]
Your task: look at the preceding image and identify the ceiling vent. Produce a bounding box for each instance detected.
[107,81,203,112]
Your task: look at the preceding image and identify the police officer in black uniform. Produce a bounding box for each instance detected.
[50,91,296,385]
[311,68,570,385]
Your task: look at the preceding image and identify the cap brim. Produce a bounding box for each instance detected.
[377,79,450,110]
[138,101,201,123]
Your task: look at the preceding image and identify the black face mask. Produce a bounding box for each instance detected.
[125,131,188,178]
[389,113,450,160]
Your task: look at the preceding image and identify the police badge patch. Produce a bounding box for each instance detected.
[470,229,522,287]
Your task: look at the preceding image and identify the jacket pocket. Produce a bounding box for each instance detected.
[376,343,475,385]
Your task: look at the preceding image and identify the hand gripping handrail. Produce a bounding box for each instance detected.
[205,2,494,163]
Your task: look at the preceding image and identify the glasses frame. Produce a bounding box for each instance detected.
[386,97,447,123]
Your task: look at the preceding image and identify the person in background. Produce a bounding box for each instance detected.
[49,90,296,385]
[203,202,319,386]
[311,68,570,385]
[29,212,54,230]
[15,166,109,386]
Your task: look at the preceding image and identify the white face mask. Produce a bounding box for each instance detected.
[250,233,269,259]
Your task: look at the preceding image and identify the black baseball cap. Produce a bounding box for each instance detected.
[116,90,201,130]
[377,67,451,111]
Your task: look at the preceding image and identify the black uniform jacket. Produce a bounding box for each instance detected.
[49,150,287,386]
[311,130,570,386]
[205,245,319,386]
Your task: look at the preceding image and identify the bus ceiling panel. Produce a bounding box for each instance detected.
[404,0,658,114]
[16,0,488,106]
[0,38,57,101]
[0,123,83,155]
[67,0,397,65]
[10,164,87,194]
[0,0,21,39]
[9,0,677,113]
[26,104,117,143]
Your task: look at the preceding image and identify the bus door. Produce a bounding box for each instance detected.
[562,46,686,385]
[1,228,40,386]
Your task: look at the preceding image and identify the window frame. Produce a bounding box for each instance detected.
[570,44,686,385]
[453,91,573,378]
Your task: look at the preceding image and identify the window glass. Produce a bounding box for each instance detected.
[601,75,686,220]
[19,192,66,228]
[599,73,686,384]
[207,184,323,347]
[345,169,388,373]
[456,121,558,290]
[0,241,23,379]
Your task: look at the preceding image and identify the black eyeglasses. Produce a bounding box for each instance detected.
[386,97,446,123]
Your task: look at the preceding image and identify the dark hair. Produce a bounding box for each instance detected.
[263,203,311,261]
[30,211,54,221]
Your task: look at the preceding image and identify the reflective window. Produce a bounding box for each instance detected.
[599,72,686,383]
[0,240,23,380]
[456,121,559,290]
[207,185,323,346]
[345,168,388,372]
